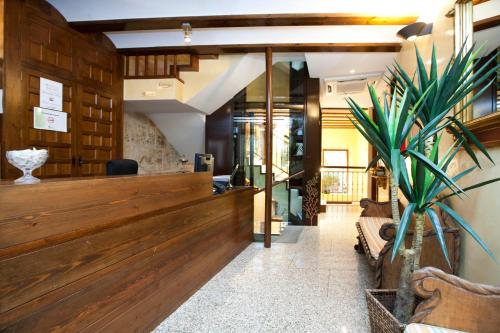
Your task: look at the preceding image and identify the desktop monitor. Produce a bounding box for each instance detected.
[194,153,214,173]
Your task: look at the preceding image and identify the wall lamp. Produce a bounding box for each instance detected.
[397,22,433,41]
[182,23,192,44]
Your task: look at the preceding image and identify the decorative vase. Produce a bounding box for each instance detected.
[6,148,48,185]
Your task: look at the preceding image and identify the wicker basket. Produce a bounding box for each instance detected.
[365,289,406,333]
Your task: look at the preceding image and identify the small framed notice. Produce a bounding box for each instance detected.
[34,107,68,132]
[40,77,63,111]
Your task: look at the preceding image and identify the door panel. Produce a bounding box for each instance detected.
[77,88,115,176]
[25,70,75,178]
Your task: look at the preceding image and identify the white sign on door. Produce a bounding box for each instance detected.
[34,107,68,132]
[40,77,63,111]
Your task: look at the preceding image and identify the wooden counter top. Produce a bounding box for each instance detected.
[0,172,254,332]
[0,171,199,186]
[0,172,214,257]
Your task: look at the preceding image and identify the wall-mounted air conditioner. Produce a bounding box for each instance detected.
[326,79,367,95]
[325,71,382,96]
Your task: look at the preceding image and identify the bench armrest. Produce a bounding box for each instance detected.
[359,198,395,218]
[410,267,500,333]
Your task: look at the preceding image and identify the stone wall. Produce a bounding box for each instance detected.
[123,112,186,174]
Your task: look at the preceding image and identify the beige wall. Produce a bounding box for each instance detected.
[181,54,243,102]
[322,128,369,167]
[394,0,500,285]
[246,62,290,103]
[321,128,370,200]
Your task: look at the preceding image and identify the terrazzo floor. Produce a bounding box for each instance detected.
[152,204,374,333]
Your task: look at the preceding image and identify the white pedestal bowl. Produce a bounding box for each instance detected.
[6,148,48,185]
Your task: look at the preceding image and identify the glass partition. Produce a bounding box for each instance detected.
[232,61,306,238]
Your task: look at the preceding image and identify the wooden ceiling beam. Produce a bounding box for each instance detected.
[69,14,418,33]
[473,14,500,32]
[118,43,401,55]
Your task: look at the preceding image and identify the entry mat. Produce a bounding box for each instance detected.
[254,226,304,243]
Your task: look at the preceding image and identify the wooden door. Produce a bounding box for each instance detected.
[25,70,76,178]
[77,88,115,176]
[2,0,123,179]
[20,14,76,178]
[76,42,120,176]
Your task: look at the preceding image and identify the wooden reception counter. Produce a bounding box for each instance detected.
[0,172,254,332]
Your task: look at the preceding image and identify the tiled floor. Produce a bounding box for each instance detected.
[153,204,374,333]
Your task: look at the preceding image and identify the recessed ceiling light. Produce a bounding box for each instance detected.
[349,69,356,74]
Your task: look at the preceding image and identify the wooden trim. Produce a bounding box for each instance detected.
[118,43,402,55]
[473,14,500,32]
[69,14,418,33]
[264,47,273,248]
[465,112,500,147]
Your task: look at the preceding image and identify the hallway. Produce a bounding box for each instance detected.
[153,204,374,333]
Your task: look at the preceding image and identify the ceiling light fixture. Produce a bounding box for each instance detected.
[182,23,192,45]
[349,69,356,74]
[396,22,433,41]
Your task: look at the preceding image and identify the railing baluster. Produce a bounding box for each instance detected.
[320,165,367,204]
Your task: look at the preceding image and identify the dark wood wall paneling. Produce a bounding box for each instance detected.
[205,100,234,175]
[0,172,254,332]
[303,78,321,226]
[2,0,124,179]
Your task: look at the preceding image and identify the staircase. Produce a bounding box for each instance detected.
[250,156,303,231]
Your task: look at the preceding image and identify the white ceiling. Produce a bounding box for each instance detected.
[47,0,421,21]
[46,0,499,112]
[106,25,403,49]
[474,0,500,21]
[305,52,398,79]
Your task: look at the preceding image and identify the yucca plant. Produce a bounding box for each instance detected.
[389,43,498,164]
[391,134,499,321]
[346,86,468,322]
[346,86,433,234]
[387,44,499,321]
[347,43,500,324]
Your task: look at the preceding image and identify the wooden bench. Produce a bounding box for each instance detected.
[354,198,461,288]
[408,267,500,333]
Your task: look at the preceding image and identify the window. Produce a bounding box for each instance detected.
[322,149,348,167]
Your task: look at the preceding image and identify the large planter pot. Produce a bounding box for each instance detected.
[365,289,406,333]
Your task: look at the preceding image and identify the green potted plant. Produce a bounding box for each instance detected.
[347,44,499,332]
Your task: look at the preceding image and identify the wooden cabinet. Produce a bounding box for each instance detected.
[1,0,123,179]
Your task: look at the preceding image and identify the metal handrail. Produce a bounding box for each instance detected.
[320,165,366,170]
[254,170,304,194]
[253,151,289,176]
[320,166,367,203]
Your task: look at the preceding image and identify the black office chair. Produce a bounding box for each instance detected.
[106,159,139,176]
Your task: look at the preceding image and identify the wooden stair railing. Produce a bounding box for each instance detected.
[124,54,199,80]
